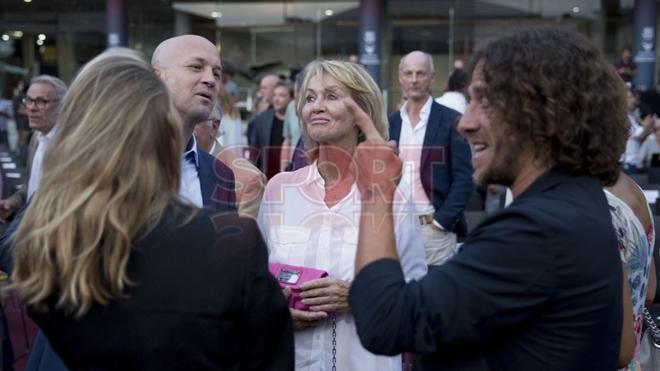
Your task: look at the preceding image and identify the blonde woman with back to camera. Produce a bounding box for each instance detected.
[258,60,426,370]
[8,48,293,371]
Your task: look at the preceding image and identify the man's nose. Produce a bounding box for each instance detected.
[457,106,478,135]
[201,67,217,86]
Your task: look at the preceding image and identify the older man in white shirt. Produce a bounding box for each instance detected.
[0,75,67,223]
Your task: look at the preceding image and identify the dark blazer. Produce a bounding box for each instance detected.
[30,204,294,371]
[198,149,237,213]
[350,168,622,370]
[388,100,474,234]
[248,108,275,170]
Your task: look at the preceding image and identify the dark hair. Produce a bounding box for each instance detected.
[447,69,468,92]
[470,27,627,185]
[274,80,293,98]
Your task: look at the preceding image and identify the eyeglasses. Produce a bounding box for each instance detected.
[21,97,58,109]
[205,119,220,128]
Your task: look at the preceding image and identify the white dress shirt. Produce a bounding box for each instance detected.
[398,96,436,217]
[435,91,467,114]
[27,128,56,199]
[258,162,427,371]
[179,137,203,208]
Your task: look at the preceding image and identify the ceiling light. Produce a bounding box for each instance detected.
[211,11,222,18]
[24,0,32,2]
[1,35,9,41]
[12,31,23,38]
[572,6,580,13]
[324,9,334,16]
[36,39,44,46]
[38,34,46,40]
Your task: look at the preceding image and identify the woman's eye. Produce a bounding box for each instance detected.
[305,96,315,103]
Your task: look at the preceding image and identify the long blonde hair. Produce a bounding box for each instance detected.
[10,48,184,317]
[218,83,239,118]
[297,60,389,162]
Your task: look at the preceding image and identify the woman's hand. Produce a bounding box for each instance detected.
[283,287,327,331]
[300,277,350,313]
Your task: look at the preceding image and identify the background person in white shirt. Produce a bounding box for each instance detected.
[258,60,426,371]
[435,68,468,114]
[638,117,660,168]
[0,75,67,223]
[623,88,653,172]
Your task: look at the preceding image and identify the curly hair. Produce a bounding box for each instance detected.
[471,27,628,186]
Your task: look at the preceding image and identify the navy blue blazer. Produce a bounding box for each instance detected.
[248,108,276,171]
[388,100,474,234]
[197,150,237,213]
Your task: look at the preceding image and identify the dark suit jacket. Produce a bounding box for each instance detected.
[198,149,237,213]
[7,132,39,207]
[389,100,474,234]
[248,108,276,171]
[29,204,294,370]
[350,168,622,370]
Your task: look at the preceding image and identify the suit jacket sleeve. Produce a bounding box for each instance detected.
[0,202,28,273]
[7,134,39,209]
[433,114,474,229]
[349,210,554,355]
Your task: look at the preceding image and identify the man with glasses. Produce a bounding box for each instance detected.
[0,75,67,223]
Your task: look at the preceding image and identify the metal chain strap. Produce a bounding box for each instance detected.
[331,312,337,371]
[643,307,660,349]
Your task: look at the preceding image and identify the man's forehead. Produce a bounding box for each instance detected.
[160,38,220,68]
[184,54,221,68]
[401,53,431,71]
[468,61,485,85]
[261,76,278,88]
[27,83,56,96]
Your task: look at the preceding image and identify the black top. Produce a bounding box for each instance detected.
[29,203,293,371]
[269,116,284,147]
[265,116,284,179]
[349,168,622,370]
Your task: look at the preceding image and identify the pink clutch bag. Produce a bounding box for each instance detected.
[269,262,328,311]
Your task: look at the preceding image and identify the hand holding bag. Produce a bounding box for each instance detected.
[268,262,328,311]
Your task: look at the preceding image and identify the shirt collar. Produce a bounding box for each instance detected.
[37,127,57,141]
[183,136,200,167]
[400,95,433,124]
[308,161,325,186]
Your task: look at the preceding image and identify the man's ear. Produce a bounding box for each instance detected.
[212,120,221,131]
